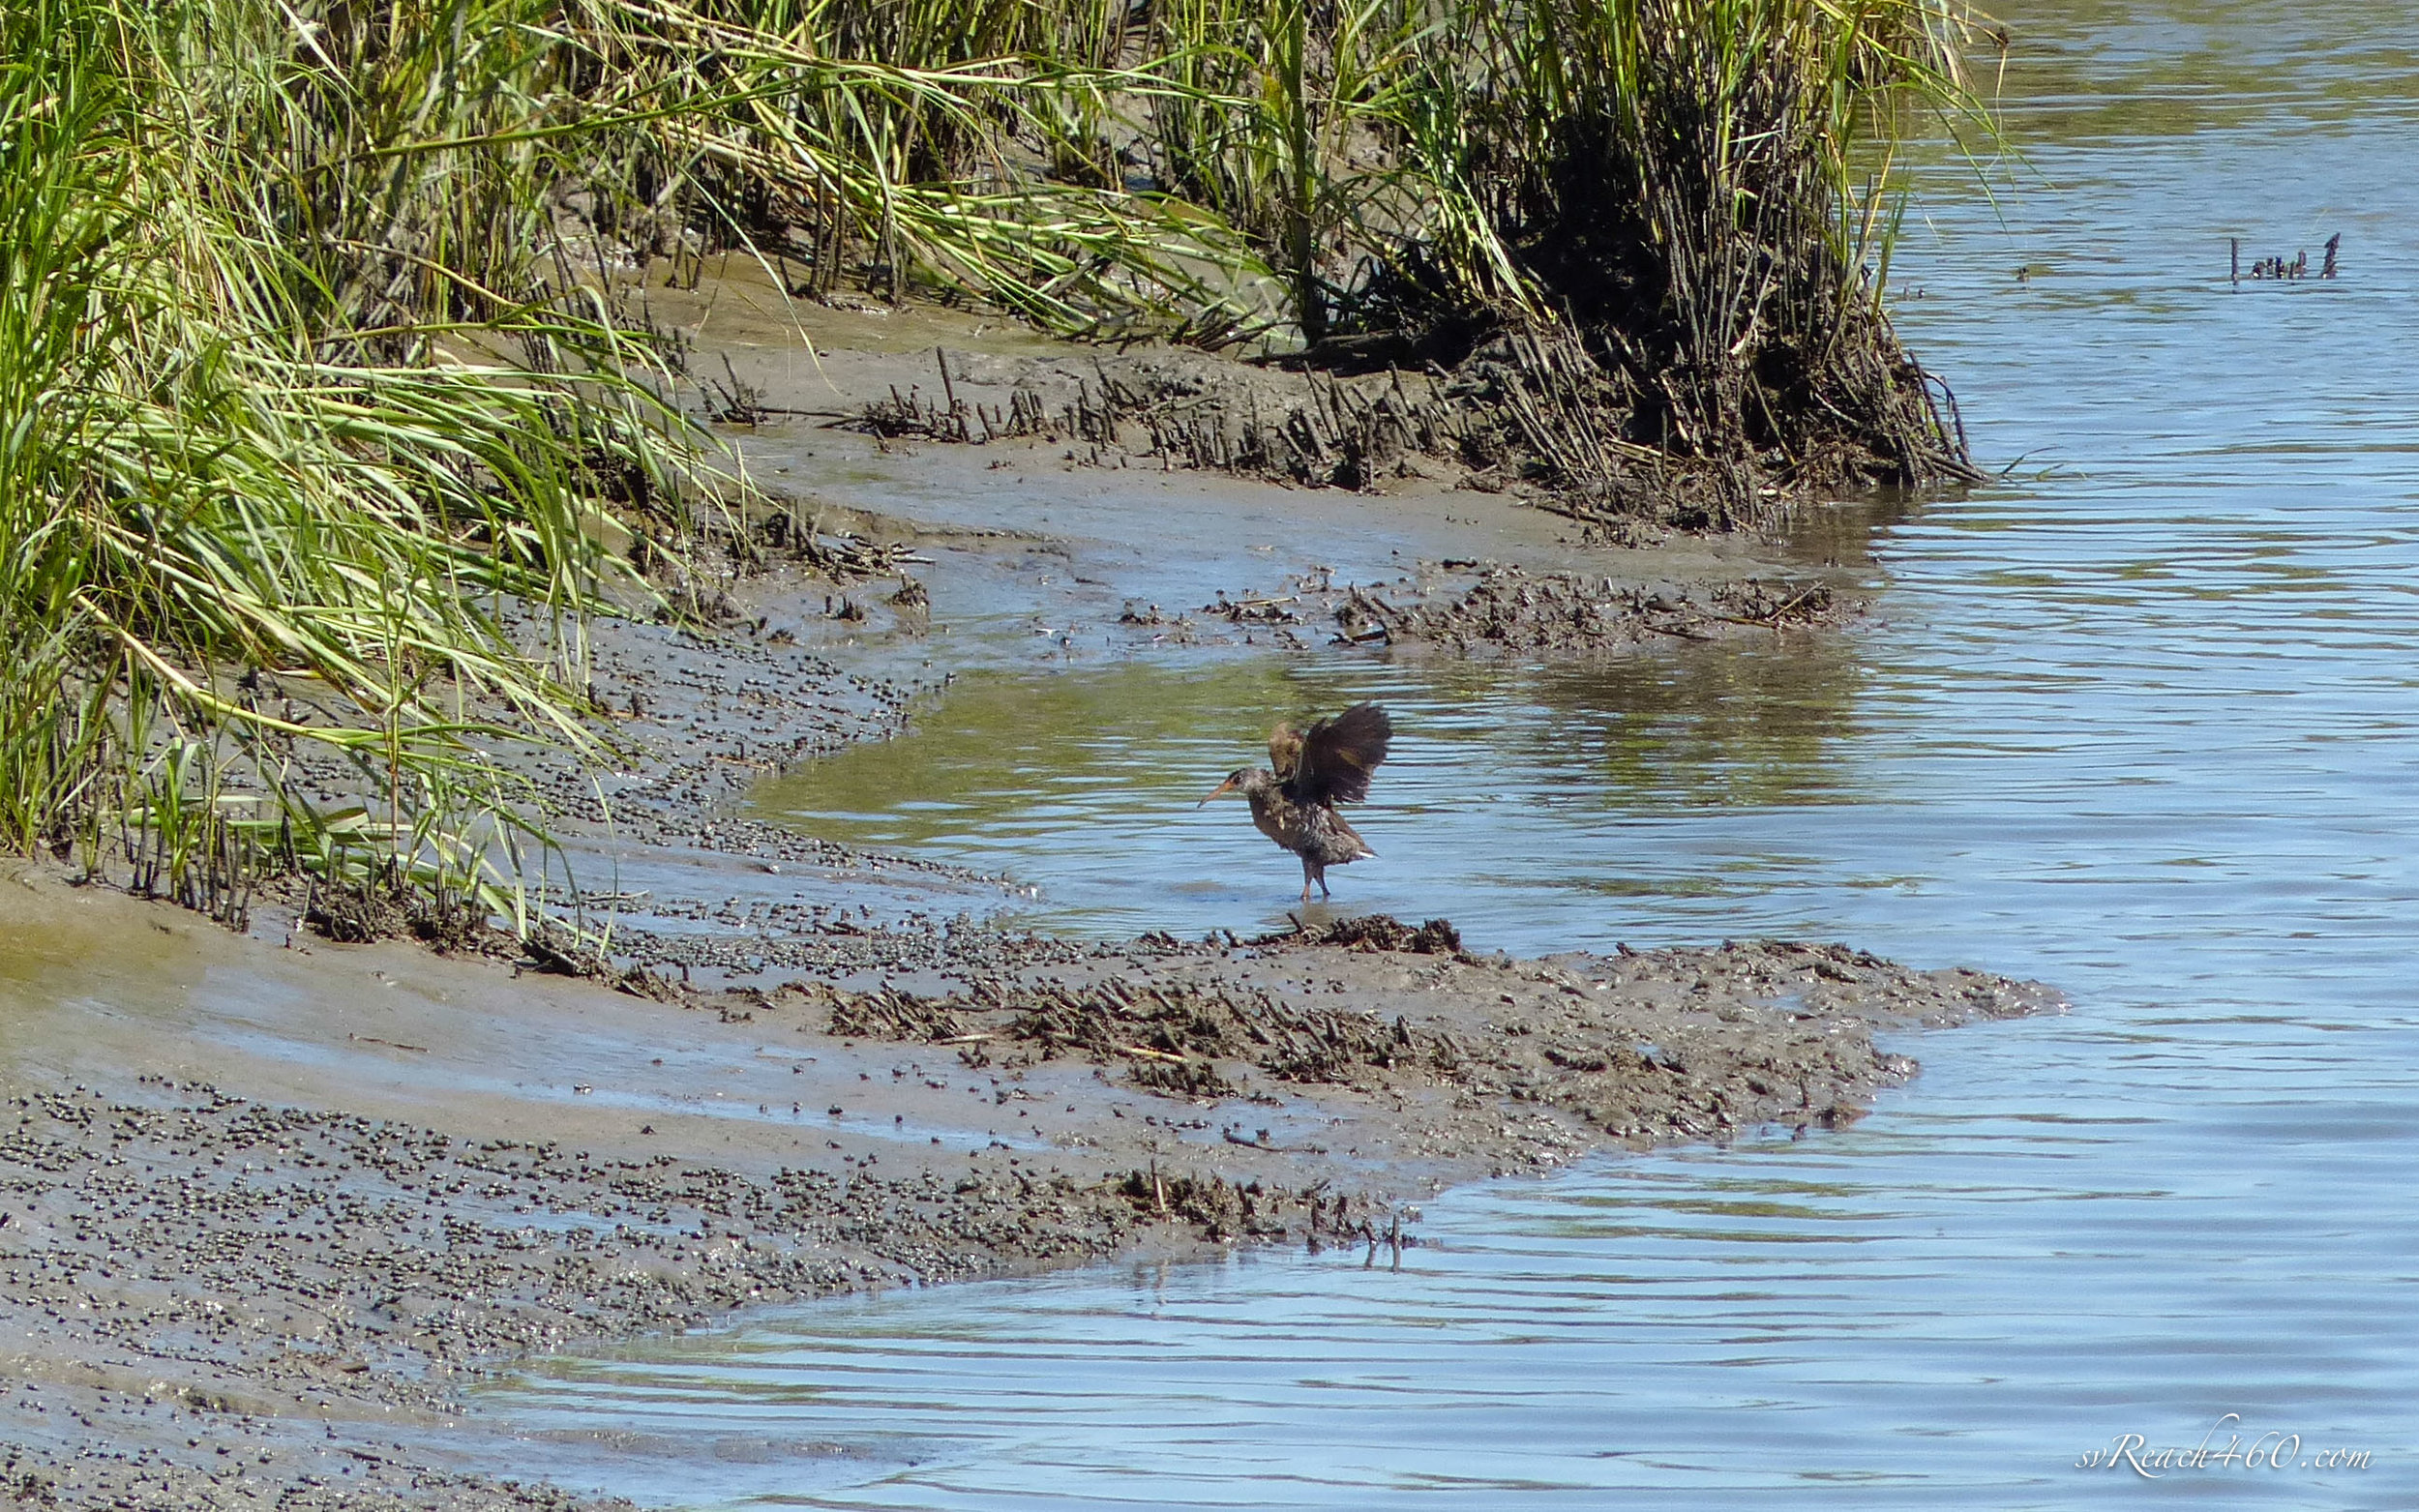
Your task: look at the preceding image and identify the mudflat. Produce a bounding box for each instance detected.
[0,297,2053,1508]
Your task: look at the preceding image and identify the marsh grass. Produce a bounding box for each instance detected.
[1124,0,1997,504]
[0,0,699,925]
[3,0,1996,931]
[1447,0,1997,500]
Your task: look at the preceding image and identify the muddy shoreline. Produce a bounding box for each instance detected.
[0,305,2044,1509]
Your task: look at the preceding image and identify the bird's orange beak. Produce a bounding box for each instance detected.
[1197,775,1240,807]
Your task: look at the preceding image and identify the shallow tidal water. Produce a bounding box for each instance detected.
[481,3,2419,1506]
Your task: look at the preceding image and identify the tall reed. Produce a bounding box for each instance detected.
[1124,0,1994,491]
[1422,0,1993,490]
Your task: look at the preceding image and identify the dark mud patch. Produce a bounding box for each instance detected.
[1118,561,1853,657]
[821,969,1463,1097]
[1332,565,1849,654]
[1272,913,1465,954]
[833,330,1954,532]
[801,928,2056,1157]
[0,1077,1154,1508]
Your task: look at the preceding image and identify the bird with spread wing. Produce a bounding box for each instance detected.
[1199,703,1392,902]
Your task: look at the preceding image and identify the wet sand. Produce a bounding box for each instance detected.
[0,300,2051,1508]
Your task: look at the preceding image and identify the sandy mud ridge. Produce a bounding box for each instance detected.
[0,1080,1145,1508]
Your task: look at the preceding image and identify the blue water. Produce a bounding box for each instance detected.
[481,3,2419,1505]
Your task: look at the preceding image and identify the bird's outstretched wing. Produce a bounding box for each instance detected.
[1268,722,1305,783]
[1288,703,1390,806]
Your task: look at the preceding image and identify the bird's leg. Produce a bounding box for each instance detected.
[1299,856,1316,904]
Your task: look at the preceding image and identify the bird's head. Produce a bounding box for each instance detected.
[1197,768,1255,807]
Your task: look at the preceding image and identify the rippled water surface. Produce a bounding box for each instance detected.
[484,2,2419,1505]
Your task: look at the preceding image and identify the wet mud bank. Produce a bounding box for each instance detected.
[0,867,2052,1509]
[0,305,2044,1508]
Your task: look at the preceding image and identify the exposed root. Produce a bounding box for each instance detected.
[845,325,1970,530]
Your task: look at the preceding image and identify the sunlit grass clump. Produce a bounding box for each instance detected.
[0,0,697,923]
[1125,0,1996,506]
